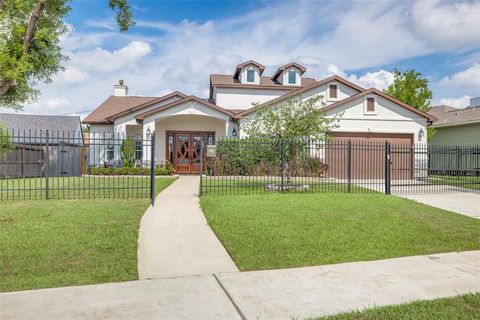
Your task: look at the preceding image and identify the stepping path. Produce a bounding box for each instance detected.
[2,251,479,320]
[137,175,238,279]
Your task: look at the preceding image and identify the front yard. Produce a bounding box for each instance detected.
[313,293,480,320]
[200,193,480,271]
[0,177,176,292]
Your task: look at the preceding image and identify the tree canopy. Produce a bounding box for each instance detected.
[384,69,435,140]
[242,95,341,143]
[0,0,134,110]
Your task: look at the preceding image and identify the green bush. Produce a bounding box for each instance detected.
[88,164,175,176]
[120,138,135,167]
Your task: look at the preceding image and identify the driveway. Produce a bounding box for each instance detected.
[137,175,238,279]
[399,191,480,219]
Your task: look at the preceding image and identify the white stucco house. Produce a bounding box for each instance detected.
[83,60,436,174]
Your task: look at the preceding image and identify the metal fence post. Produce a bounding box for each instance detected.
[347,140,352,193]
[150,131,155,206]
[280,139,285,192]
[199,140,203,196]
[384,141,391,195]
[45,130,49,200]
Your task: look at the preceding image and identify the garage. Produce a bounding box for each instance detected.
[326,132,414,180]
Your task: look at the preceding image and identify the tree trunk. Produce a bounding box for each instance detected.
[23,0,46,53]
[0,0,45,98]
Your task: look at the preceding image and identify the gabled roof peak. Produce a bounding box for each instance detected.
[272,62,307,80]
[234,60,266,79]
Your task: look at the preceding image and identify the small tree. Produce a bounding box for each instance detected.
[120,137,135,167]
[384,69,435,141]
[242,94,341,182]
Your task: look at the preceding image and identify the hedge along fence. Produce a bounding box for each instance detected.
[206,138,328,178]
[88,163,175,176]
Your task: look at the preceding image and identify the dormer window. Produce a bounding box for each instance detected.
[247,69,255,83]
[329,84,337,99]
[288,71,296,84]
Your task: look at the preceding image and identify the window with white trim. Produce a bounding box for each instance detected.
[246,69,255,83]
[288,71,296,84]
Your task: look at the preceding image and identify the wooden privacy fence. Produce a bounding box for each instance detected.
[0,145,44,178]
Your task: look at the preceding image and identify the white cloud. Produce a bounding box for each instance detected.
[439,63,480,88]
[17,1,480,116]
[436,95,471,109]
[412,0,480,51]
[348,70,395,90]
[46,98,70,109]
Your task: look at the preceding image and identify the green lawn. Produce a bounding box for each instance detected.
[427,175,480,191]
[0,176,172,199]
[312,293,480,320]
[200,193,480,271]
[0,177,176,292]
[201,176,375,195]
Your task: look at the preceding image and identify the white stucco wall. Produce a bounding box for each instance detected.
[87,124,114,166]
[215,87,288,110]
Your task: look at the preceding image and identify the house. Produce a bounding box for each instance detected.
[83,60,435,174]
[0,113,84,177]
[429,98,480,145]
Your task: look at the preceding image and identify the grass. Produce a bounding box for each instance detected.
[0,177,176,292]
[200,193,480,271]
[427,175,480,191]
[312,293,480,320]
[201,176,375,195]
[0,176,173,199]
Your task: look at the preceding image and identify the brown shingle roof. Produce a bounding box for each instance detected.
[83,96,158,124]
[430,105,480,127]
[210,74,316,90]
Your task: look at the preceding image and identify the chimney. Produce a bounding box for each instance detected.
[114,80,128,96]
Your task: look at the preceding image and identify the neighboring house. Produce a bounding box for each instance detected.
[0,113,84,177]
[429,98,480,145]
[83,60,435,173]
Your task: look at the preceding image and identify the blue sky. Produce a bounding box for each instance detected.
[7,0,480,116]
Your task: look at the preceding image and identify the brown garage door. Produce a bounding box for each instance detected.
[326,132,414,180]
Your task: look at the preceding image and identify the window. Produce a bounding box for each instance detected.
[135,140,143,160]
[106,144,114,161]
[329,84,337,99]
[246,69,255,83]
[367,97,375,112]
[288,71,296,84]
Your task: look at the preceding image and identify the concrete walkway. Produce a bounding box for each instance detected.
[399,192,480,219]
[2,251,480,320]
[137,175,238,279]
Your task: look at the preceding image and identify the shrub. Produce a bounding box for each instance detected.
[89,163,175,176]
[120,138,135,167]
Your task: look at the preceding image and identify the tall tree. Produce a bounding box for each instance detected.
[0,0,134,110]
[384,69,432,112]
[384,69,435,140]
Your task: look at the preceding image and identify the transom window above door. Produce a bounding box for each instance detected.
[246,69,255,83]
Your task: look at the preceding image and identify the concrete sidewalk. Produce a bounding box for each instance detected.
[399,192,480,219]
[2,251,479,320]
[137,175,238,279]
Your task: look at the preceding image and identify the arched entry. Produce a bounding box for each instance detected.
[167,131,215,174]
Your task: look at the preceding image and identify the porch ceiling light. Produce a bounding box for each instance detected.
[232,128,237,137]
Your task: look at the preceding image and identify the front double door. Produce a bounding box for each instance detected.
[171,132,214,174]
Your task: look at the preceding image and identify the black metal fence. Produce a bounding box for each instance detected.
[0,130,157,202]
[200,138,480,195]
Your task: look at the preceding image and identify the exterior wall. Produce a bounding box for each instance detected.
[154,115,227,164]
[87,124,114,166]
[430,123,480,145]
[239,92,428,144]
[215,87,288,110]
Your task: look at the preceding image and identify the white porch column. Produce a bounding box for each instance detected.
[142,120,155,167]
